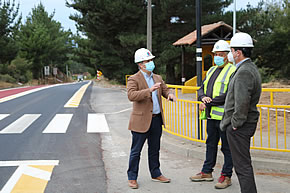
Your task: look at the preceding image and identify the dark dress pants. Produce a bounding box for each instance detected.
[202,119,233,177]
[227,123,257,193]
[127,114,162,180]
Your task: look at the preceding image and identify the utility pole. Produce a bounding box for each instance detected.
[196,0,203,140]
[233,0,236,35]
[196,0,202,87]
[147,0,152,51]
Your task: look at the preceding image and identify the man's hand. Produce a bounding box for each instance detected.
[167,93,177,102]
[202,96,212,103]
[199,103,206,111]
[233,127,237,131]
[150,82,161,92]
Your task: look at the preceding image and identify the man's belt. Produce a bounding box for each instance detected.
[152,113,161,117]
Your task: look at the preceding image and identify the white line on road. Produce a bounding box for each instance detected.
[22,165,52,180]
[0,165,25,193]
[42,114,73,133]
[0,160,59,193]
[0,160,59,167]
[0,82,82,104]
[0,114,41,134]
[0,114,9,121]
[104,107,132,115]
[87,114,110,133]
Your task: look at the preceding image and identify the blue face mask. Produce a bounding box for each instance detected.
[145,61,155,72]
[214,56,225,66]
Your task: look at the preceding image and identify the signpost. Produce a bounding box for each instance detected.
[44,66,50,76]
[53,68,57,76]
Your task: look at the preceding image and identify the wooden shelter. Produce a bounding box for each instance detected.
[173,21,236,89]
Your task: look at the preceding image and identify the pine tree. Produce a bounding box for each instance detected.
[19,3,72,78]
[0,0,21,66]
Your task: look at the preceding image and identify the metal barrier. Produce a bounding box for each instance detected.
[125,75,132,88]
[162,85,290,152]
[125,75,290,152]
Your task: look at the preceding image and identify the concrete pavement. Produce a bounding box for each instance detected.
[90,82,290,193]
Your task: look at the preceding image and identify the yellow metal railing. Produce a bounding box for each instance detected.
[125,75,132,88]
[125,75,290,152]
[162,85,290,152]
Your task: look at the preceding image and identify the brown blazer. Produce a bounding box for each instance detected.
[127,71,170,133]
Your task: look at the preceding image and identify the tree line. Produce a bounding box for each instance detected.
[0,0,289,85]
[0,0,90,84]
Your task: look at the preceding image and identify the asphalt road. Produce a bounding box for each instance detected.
[0,82,107,193]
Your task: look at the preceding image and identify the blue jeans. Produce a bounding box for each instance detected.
[202,119,233,177]
[127,114,162,180]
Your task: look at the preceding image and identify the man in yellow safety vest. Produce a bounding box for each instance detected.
[189,40,236,189]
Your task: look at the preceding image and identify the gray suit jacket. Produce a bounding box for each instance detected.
[220,59,262,131]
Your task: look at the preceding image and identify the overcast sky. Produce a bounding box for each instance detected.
[18,0,261,34]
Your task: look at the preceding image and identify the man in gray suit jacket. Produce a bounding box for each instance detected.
[220,32,262,193]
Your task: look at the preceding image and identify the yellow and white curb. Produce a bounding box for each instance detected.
[64,81,91,108]
[0,160,59,193]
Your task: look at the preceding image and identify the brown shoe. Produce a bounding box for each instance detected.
[189,172,213,182]
[128,180,138,189]
[152,175,171,183]
[215,175,232,189]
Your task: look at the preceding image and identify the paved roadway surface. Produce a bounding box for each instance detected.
[0,81,290,193]
[0,82,106,193]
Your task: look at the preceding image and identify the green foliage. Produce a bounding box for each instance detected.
[68,0,147,84]
[68,0,232,84]
[242,0,290,81]
[0,0,21,64]
[6,56,32,83]
[18,3,72,78]
[0,74,16,83]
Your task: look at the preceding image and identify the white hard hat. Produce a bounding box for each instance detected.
[212,40,230,53]
[230,32,254,48]
[134,48,155,63]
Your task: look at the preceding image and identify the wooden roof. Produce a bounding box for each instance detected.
[173,21,235,46]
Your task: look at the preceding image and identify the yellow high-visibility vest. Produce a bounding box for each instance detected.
[200,63,236,120]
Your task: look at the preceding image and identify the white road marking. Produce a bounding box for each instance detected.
[22,165,52,180]
[0,165,25,193]
[0,114,41,134]
[0,160,59,167]
[0,114,9,121]
[0,82,82,104]
[104,107,132,115]
[0,160,59,193]
[64,81,91,108]
[87,113,110,133]
[42,114,73,133]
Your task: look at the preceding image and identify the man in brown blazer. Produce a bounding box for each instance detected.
[127,48,176,189]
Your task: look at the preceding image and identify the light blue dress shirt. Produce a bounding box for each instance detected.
[235,58,250,68]
[140,70,161,114]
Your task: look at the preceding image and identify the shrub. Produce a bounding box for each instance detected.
[0,74,16,83]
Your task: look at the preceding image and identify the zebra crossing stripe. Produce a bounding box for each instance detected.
[42,114,73,133]
[0,114,9,121]
[0,113,110,134]
[0,114,41,134]
[87,114,110,133]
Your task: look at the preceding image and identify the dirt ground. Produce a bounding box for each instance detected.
[258,82,290,138]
